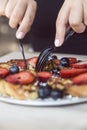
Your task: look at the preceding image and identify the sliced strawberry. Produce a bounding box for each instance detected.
[69,57,77,65]
[16,57,38,69]
[60,68,87,78]
[72,73,87,84]
[27,57,38,68]
[6,71,35,84]
[37,71,52,82]
[17,60,25,69]
[0,67,9,78]
[71,60,87,69]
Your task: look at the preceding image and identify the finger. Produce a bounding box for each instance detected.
[0,0,8,15]
[9,1,27,28]
[16,1,37,39]
[5,0,16,18]
[69,1,86,33]
[83,1,87,26]
[55,1,71,47]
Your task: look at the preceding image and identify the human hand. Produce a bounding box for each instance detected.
[0,0,37,39]
[55,0,87,47]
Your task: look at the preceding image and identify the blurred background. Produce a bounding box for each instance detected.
[0,16,33,56]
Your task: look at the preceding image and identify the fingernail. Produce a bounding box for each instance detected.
[54,39,61,47]
[16,32,25,39]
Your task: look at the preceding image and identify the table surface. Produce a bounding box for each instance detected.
[0,52,87,130]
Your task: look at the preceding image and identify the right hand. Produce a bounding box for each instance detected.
[0,0,37,39]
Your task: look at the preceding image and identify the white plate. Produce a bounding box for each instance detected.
[0,95,87,106]
[0,52,87,106]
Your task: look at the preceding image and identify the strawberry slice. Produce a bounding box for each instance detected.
[27,57,38,68]
[17,60,25,69]
[6,71,35,84]
[72,73,87,84]
[69,57,77,65]
[37,72,52,82]
[71,60,87,69]
[60,68,87,78]
[0,68,9,78]
[16,57,38,69]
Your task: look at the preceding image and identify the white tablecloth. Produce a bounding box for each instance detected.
[0,102,87,130]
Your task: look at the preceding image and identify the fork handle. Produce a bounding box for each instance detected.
[65,28,75,42]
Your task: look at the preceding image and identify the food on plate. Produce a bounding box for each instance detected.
[0,54,87,100]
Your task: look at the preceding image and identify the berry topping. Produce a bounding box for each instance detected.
[0,68,9,78]
[16,60,26,69]
[51,68,59,76]
[72,73,87,85]
[50,89,63,100]
[68,57,77,65]
[6,71,35,84]
[38,85,51,99]
[60,57,70,67]
[27,57,38,68]
[60,68,87,78]
[9,65,19,74]
[37,71,52,82]
[71,60,87,69]
[48,54,57,61]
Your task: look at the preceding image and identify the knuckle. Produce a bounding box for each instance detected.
[9,21,15,28]
[12,13,22,21]
[84,19,87,26]
[30,0,37,6]
[56,13,65,25]
[9,19,17,28]
[33,0,37,10]
[56,19,64,28]
[70,20,80,28]
[9,13,23,28]
[28,0,37,12]
[5,8,10,18]
[33,0,37,6]
[0,7,5,15]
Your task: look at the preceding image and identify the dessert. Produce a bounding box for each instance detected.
[0,54,87,101]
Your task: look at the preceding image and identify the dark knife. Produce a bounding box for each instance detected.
[16,25,27,69]
[17,39,27,69]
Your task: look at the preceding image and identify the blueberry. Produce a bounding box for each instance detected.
[48,54,57,61]
[52,68,59,76]
[60,57,70,67]
[44,85,52,97]
[52,55,57,60]
[39,82,47,87]
[77,60,82,63]
[9,65,19,74]
[50,89,63,100]
[38,85,51,99]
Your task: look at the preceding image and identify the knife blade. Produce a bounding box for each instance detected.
[17,39,27,69]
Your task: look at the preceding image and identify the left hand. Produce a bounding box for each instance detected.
[55,0,87,47]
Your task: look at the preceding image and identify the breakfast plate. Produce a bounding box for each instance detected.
[0,52,87,106]
[0,94,87,106]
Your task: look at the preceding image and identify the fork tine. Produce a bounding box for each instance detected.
[36,53,50,72]
[36,47,54,71]
[38,51,53,71]
[37,47,54,63]
[37,47,54,64]
[36,51,52,71]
